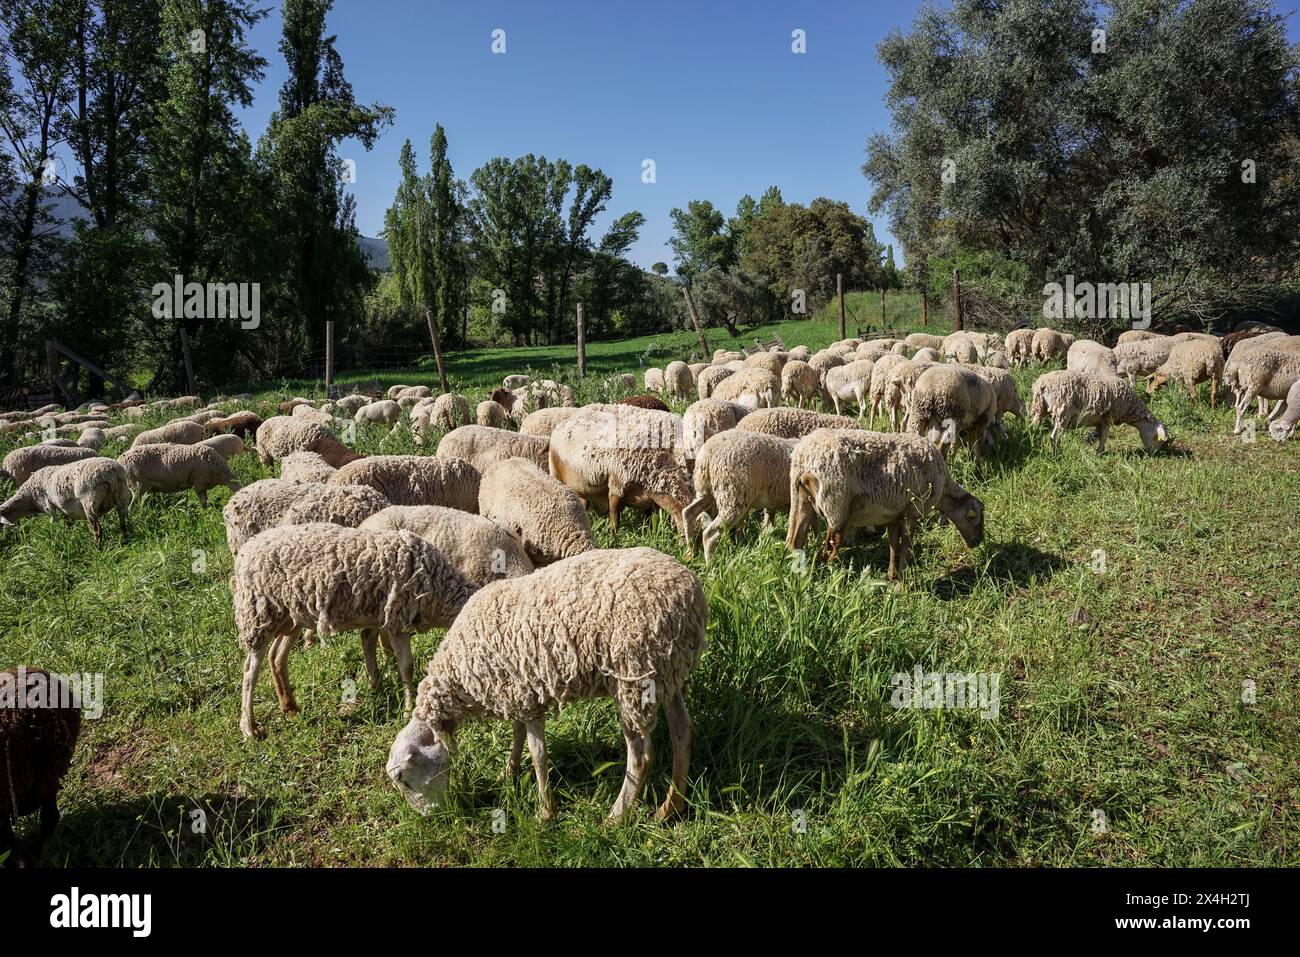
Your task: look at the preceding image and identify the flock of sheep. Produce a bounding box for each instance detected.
[1,318,1296,864]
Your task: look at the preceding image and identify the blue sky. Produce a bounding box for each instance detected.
[235,0,921,270]
[235,0,1300,272]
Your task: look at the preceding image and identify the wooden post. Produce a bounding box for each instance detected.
[425,308,449,394]
[324,321,335,397]
[880,287,886,325]
[681,285,709,360]
[921,291,928,326]
[952,269,964,331]
[837,273,845,340]
[46,341,72,406]
[178,326,196,395]
[576,303,586,377]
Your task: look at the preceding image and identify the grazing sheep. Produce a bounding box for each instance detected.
[329,455,479,511]
[292,405,337,427]
[1117,329,1161,344]
[866,353,909,424]
[1224,349,1300,434]
[664,361,693,401]
[683,398,750,455]
[279,451,336,483]
[713,349,744,364]
[1005,328,1036,365]
[644,368,666,393]
[76,427,106,451]
[1147,339,1224,406]
[696,365,733,400]
[0,668,82,866]
[388,547,707,822]
[206,412,263,439]
[788,345,811,362]
[548,413,693,539]
[781,359,821,408]
[222,479,390,555]
[807,351,846,386]
[198,433,246,460]
[255,416,360,468]
[683,430,797,561]
[519,406,587,438]
[882,358,936,430]
[502,374,531,391]
[330,395,372,417]
[130,420,206,448]
[386,384,417,399]
[234,523,478,738]
[393,386,433,403]
[1030,328,1075,364]
[984,350,1011,370]
[742,352,785,378]
[967,366,1028,429]
[101,424,142,444]
[824,359,877,418]
[428,393,472,431]
[360,505,534,585]
[1067,339,1119,378]
[620,394,672,412]
[118,443,242,506]
[0,458,130,545]
[476,399,508,428]
[785,429,985,580]
[1113,336,1176,384]
[606,373,637,393]
[908,365,998,459]
[736,406,859,439]
[709,367,779,409]
[478,457,595,565]
[1030,370,1171,453]
[905,332,945,352]
[354,399,401,428]
[687,362,709,385]
[1267,379,1300,441]
[436,424,550,473]
[278,398,313,414]
[0,444,98,486]
[912,347,941,364]
[943,338,980,364]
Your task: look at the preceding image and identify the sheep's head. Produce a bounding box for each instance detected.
[938,486,984,548]
[387,717,453,817]
[0,491,39,527]
[1135,418,1171,452]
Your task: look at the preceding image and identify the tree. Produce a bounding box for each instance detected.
[580,210,644,335]
[426,124,464,348]
[144,0,268,391]
[0,0,79,389]
[667,199,734,282]
[547,163,611,343]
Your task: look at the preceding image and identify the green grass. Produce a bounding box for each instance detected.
[2,317,1297,866]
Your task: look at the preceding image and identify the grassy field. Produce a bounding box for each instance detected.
[2,302,1297,866]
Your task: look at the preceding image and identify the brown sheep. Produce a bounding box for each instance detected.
[206,412,263,440]
[619,394,672,412]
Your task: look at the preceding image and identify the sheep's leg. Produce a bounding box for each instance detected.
[525,719,556,821]
[502,721,525,780]
[1210,377,1217,409]
[116,500,128,540]
[1095,421,1111,454]
[1049,420,1065,454]
[240,636,271,738]
[887,522,912,581]
[655,693,692,822]
[825,529,844,563]
[608,724,651,825]
[701,514,727,562]
[607,490,622,543]
[681,494,713,556]
[1234,391,1254,433]
[387,632,416,711]
[270,629,300,715]
[195,488,208,507]
[360,629,380,690]
[36,796,61,856]
[1268,400,1286,422]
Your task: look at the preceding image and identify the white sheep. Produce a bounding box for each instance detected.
[708,367,779,409]
[387,546,707,822]
[0,458,131,546]
[1030,370,1171,453]
[130,420,206,448]
[329,455,480,511]
[1030,328,1075,364]
[908,365,998,459]
[1224,348,1300,434]
[1004,328,1036,366]
[478,456,595,565]
[234,523,478,738]
[735,406,859,439]
[1066,340,1119,378]
[664,361,693,401]
[683,429,797,561]
[476,399,508,428]
[1267,379,1300,441]
[198,434,245,460]
[255,416,359,468]
[905,332,945,352]
[785,429,984,579]
[780,359,820,408]
[360,505,534,585]
[331,394,372,416]
[502,374,531,391]
[118,443,242,506]
[682,398,750,456]
[1113,336,1176,384]
[695,365,733,400]
[436,424,549,473]
[644,368,666,393]
[519,406,587,438]
[1147,338,1224,406]
[222,479,390,555]
[824,359,877,418]
[354,399,401,428]
[278,451,336,483]
[1,444,98,485]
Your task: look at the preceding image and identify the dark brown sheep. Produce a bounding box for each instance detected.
[619,394,671,412]
[0,668,82,867]
[206,412,264,440]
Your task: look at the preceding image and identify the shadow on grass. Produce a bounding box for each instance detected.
[933,540,1068,599]
[46,792,289,867]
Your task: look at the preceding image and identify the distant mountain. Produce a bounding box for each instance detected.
[9,186,390,271]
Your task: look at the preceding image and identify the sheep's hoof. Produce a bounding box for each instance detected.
[538,804,557,823]
[240,722,263,740]
[654,795,685,822]
[279,700,300,716]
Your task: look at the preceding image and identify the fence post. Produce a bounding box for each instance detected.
[576,303,586,377]
[880,287,886,325]
[178,326,197,395]
[425,309,449,393]
[837,273,845,340]
[952,269,964,331]
[325,321,335,397]
[921,290,928,326]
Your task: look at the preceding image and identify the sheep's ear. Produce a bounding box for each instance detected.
[0,516,11,525]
